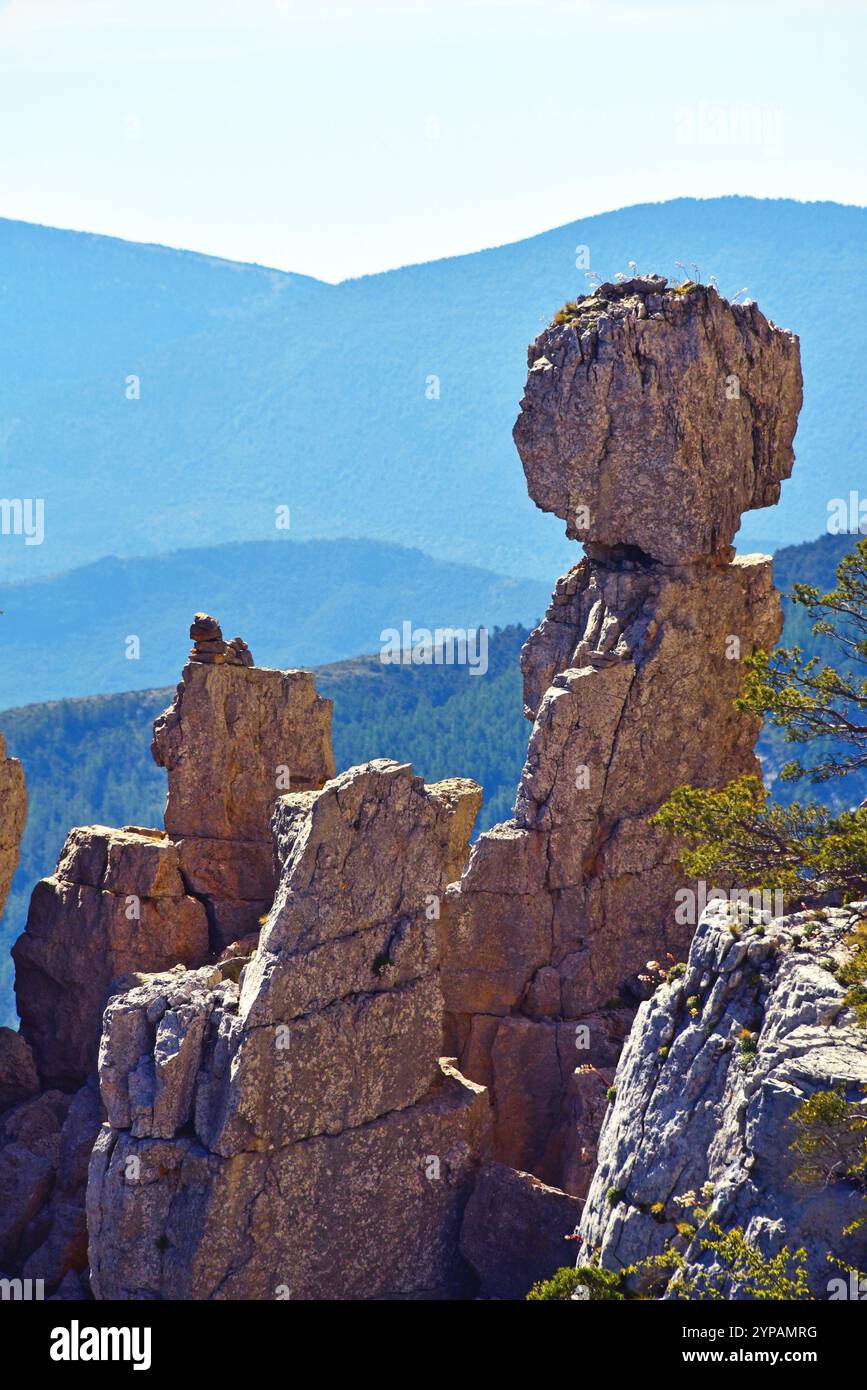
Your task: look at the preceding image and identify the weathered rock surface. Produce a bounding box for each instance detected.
[442,283,801,1196]
[153,658,334,839]
[0,730,26,922]
[152,649,335,947]
[3,285,813,1299]
[579,903,867,1298]
[514,277,802,565]
[0,1078,100,1291]
[4,628,338,1295]
[459,1161,582,1299]
[444,552,782,1189]
[0,1027,39,1112]
[88,761,491,1299]
[13,827,211,1091]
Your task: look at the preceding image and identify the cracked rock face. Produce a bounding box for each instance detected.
[152,655,335,948]
[88,761,490,1300]
[579,903,867,1298]
[3,646,336,1295]
[443,552,782,1192]
[13,827,211,1092]
[442,283,800,1196]
[0,730,26,923]
[514,277,802,565]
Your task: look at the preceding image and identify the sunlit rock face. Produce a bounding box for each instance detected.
[579,902,867,1299]
[87,762,491,1300]
[442,281,802,1195]
[514,276,802,565]
[3,629,338,1295]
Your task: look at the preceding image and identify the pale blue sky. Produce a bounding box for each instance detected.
[0,0,863,281]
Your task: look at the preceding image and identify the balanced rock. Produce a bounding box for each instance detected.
[514,278,802,565]
[188,612,228,664]
[442,283,801,1195]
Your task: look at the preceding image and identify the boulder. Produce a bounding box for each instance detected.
[514,277,802,564]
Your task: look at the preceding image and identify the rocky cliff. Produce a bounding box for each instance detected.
[443,277,801,1195]
[87,761,490,1299]
[0,277,813,1301]
[0,622,336,1296]
[579,902,867,1298]
[0,730,25,922]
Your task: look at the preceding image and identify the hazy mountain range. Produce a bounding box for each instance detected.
[0,537,549,709]
[1,197,865,589]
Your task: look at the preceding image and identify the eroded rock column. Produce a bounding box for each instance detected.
[442,277,802,1195]
[88,762,490,1300]
[152,613,335,949]
[0,731,26,921]
[3,627,336,1295]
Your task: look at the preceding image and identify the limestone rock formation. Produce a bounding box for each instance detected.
[88,761,490,1300]
[579,902,867,1298]
[442,282,801,1195]
[0,1027,39,1111]
[152,633,335,948]
[13,827,211,1091]
[0,730,26,922]
[514,277,802,565]
[2,625,337,1295]
[0,283,811,1300]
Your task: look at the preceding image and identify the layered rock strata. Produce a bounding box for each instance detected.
[443,278,801,1195]
[579,902,867,1298]
[88,761,490,1300]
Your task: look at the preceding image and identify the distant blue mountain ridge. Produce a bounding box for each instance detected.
[0,536,551,710]
[1,197,864,585]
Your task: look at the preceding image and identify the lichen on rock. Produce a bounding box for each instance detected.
[579,902,867,1298]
